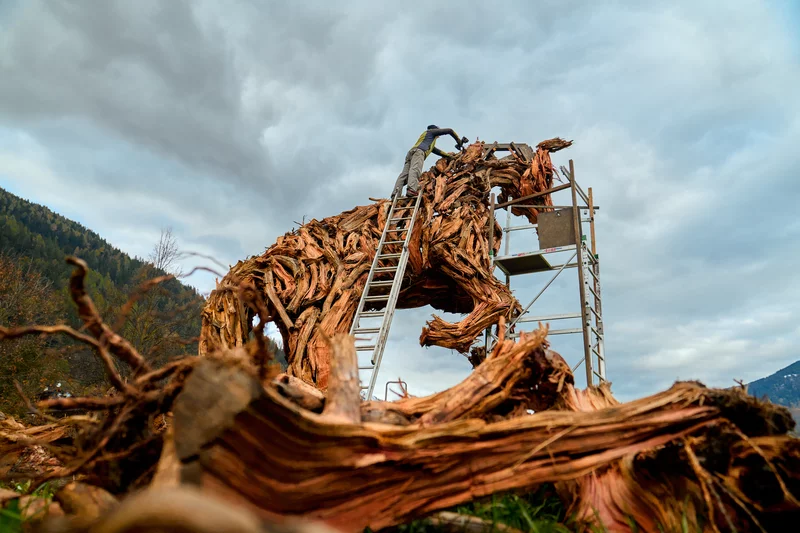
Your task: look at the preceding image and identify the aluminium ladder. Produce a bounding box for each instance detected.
[349,191,423,399]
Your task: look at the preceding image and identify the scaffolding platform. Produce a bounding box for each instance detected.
[493,245,577,277]
[482,157,607,387]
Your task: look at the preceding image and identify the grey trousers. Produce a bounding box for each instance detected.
[393,148,425,196]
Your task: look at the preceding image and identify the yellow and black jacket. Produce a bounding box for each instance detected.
[411,127,461,159]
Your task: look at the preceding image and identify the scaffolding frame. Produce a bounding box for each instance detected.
[483,157,607,386]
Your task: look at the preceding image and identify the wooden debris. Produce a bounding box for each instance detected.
[171,332,800,532]
[34,486,341,533]
[0,487,19,505]
[199,140,573,388]
[428,512,525,533]
[1,141,798,532]
[53,482,118,521]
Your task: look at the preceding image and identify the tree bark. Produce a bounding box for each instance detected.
[171,332,800,532]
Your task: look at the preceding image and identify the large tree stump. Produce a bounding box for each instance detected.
[172,331,800,532]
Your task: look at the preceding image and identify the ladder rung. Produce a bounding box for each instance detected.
[587,285,601,301]
[369,280,395,287]
[516,312,581,323]
[364,295,389,301]
[383,240,405,245]
[375,266,398,272]
[378,253,402,259]
[385,228,408,234]
[355,345,376,351]
[360,311,386,318]
[548,327,583,335]
[509,327,583,339]
[353,328,380,334]
[358,365,375,370]
[390,217,413,222]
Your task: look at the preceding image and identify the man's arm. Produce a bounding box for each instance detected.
[432,147,456,159]
[430,128,462,145]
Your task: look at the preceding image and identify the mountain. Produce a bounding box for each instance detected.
[0,186,204,415]
[748,360,800,434]
[0,186,184,294]
[748,360,800,407]
[0,186,288,417]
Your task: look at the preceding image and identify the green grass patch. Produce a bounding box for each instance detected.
[382,485,573,532]
[0,480,58,533]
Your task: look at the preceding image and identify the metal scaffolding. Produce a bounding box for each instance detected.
[483,153,607,387]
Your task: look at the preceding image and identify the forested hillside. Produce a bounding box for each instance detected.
[0,187,204,416]
[0,187,194,295]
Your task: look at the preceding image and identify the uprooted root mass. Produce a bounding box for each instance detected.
[1,254,798,532]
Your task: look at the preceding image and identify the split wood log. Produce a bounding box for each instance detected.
[171,331,800,532]
[199,139,573,389]
[428,512,525,533]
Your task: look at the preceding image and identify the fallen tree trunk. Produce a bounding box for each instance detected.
[3,259,799,532]
[172,331,800,532]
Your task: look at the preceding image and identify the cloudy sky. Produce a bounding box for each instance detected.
[1,0,798,401]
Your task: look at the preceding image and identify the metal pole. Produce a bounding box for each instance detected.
[570,160,593,387]
[488,193,495,261]
[486,193,495,359]
[588,187,605,381]
[504,208,511,256]
[588,188,597,257]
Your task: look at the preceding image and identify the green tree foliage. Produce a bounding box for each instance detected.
[0,187,205,415]
[0,254,68,416]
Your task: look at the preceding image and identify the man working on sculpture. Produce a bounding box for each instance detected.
[393,125,468,197]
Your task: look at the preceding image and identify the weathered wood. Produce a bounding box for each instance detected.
[54,482,118,521]
[320,335,360,424]
[429,512,524,533]
[199,139,574,388]
[172,355,264,465]
[4,263,798,533]
[494,183,571,209]
[273,373,325,413]
[171,334,800,532]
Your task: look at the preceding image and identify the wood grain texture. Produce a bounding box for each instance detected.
[199,139,573,389]
[173,329,800,532]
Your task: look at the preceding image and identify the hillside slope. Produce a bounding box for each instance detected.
[0,187,205,414]
[0,186,194,295]
[748,359,800,434]
[748,360,800,407]
[0,186,287,416]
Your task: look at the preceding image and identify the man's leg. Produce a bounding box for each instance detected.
[406,149,425,195]
[393,150,413,197]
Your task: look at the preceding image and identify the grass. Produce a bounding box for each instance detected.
[385,485,574,532]
[0,480,704,533]
[0,480,57,533]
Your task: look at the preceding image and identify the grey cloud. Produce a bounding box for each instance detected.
[0,0,275,188]
[1,0,799,401]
